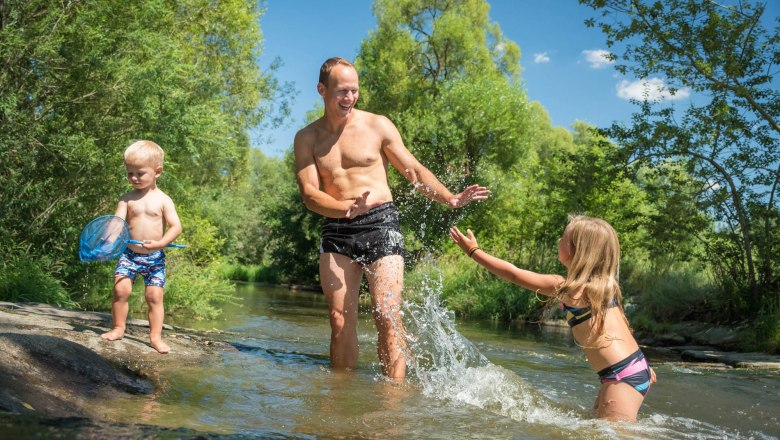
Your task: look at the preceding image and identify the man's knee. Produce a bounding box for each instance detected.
[372,307,402,335]
[329,309,355,334]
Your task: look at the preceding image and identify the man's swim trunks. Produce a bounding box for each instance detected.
[115,248,166,287]
[320,202,404,265]
[597,349,652,396]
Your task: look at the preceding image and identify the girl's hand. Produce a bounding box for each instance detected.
[449,226,479,254]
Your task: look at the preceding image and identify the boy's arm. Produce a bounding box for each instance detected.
[380,116,490,208]
[113,198,128,220]
[449,226,563,296]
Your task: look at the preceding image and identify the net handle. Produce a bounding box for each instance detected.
[128,239,186,249]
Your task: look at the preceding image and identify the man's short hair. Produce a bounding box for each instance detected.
[319,57,355,86]
[124,140,164,167]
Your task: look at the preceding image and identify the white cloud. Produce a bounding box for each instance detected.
[533,52,550,64]
[705,179,721,192]
[582,49,614,68]
[616,77,691,102]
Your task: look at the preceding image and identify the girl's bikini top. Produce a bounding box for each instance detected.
[561,297,619,327]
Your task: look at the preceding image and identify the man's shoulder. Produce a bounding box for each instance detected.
[296,117,323,137]
[351,110,395,135]
[294,118,322,149]
[354,108,388,124]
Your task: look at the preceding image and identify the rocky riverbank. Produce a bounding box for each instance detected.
[0,301,238,437]
[635,321,780,369]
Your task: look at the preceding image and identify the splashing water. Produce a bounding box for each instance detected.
[394,268,773,439]
[399,268,576,427]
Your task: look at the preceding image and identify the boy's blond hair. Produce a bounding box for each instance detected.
[124,140,164,168]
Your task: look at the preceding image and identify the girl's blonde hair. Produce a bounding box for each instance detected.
[557,215,628,344]
[124,140,164,168]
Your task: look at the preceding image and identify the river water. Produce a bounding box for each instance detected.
[99,283,777,439]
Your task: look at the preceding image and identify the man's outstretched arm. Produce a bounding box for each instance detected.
[380,115,490,208]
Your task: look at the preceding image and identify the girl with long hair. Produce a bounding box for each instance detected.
[449,215,656,421]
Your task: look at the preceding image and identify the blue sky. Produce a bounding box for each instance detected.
[255,0,777,156]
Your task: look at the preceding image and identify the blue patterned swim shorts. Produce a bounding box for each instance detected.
[115,248,166,287]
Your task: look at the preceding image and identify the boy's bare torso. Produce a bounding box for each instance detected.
[304,110,393,206]
[122,188,170,253]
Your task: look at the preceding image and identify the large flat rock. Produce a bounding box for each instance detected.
[0,302,234,419]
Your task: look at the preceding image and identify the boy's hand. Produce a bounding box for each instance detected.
[449,226,479,254]
[448,184,491,208]
[140,240,164,251]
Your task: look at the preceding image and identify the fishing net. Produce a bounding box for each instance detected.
[79,215,130,262]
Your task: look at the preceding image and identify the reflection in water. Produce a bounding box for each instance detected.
[139,371,166,423]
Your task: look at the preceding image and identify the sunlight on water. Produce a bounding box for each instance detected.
[397,269,778,440]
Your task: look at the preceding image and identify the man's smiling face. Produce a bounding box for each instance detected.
[319,64,359,119]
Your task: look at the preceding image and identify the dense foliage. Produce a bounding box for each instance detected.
[0,0,277,318]
[580,0,780,326]
[1,0,776,350]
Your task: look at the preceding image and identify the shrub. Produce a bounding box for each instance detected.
[405,252,538,321]
[627,264,718,322]
[0,254,76,308]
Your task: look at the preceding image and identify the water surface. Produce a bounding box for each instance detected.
[110,284,780,439]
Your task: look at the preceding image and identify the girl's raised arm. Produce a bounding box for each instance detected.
[449,226,563,296]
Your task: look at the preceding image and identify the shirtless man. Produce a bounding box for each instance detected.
[294,57,489,379]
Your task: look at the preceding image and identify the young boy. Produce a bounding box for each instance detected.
[101,140,182,354]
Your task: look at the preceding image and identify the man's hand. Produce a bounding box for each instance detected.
[448,184,491,208]
[345,191,384,219]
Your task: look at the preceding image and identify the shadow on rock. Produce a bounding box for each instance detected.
[0,333,153,417]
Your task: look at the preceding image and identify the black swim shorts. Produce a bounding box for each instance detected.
[320,202,405,265]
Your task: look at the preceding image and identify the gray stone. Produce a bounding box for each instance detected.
[0,302,234,419]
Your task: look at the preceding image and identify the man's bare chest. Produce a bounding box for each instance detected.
[313,133,384,172]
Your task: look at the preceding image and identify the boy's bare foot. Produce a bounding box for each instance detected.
[150,339,170,354]
[101,328,125,341]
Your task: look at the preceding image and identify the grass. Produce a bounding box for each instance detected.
[220,263,281,284]
[405,253,539,321]
[0,255,77,308]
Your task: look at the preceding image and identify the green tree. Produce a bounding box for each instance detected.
[356,0,529,256]
[0,0,276,309]
[580,0,780,312]
[358,0,520,113]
